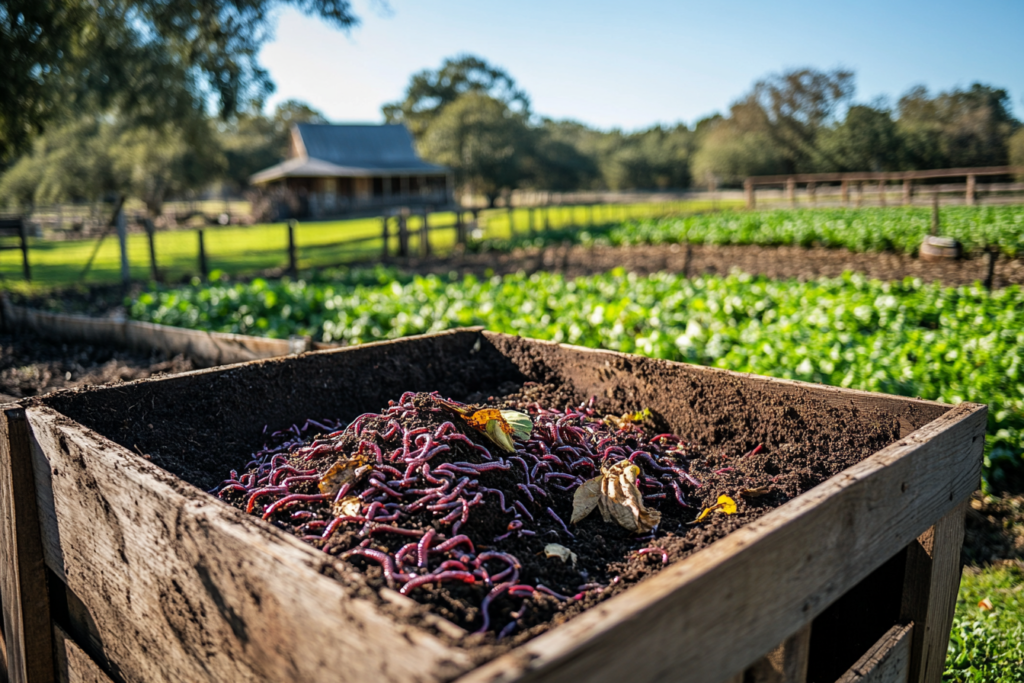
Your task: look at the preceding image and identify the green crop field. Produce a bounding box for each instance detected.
[0,199,734,288]
[475,205,1024,257]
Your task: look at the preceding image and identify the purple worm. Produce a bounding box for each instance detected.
[417,529,436,568]
[474,582,511,634]
[546,507,575,538]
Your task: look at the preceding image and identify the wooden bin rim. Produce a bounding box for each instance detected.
[22,328,986,683]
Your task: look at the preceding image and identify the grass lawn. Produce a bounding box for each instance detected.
[0,199,738,289]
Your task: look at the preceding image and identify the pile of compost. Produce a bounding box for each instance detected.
[211,382,894,645]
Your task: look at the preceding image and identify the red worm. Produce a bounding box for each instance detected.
[343,548,411,588]
[432,534,475,555]
[638,547,670,564]
[536,584,572,601]
[261,493,328,519]
[320,515,368,540]
[744,444,764,458]
[399,571,476,596]
[245,486,288,513]
[417,529,436,568]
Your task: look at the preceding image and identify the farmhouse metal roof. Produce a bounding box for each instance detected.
[249,123,447,184]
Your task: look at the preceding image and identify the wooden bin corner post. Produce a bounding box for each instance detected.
[900,499,969,683]
[0,406,55,683]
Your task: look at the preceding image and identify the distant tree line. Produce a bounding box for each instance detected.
[387,57,1023,203]
[2,28,1023,215]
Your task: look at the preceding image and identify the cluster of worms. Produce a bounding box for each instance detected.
[212,390,709,638]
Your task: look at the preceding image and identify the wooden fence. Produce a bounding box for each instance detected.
[743,166,1024,209]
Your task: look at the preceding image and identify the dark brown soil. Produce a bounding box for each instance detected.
[964,492,1024,565]
[0,330,193,403]
[38,331,921,651]
[391,242,1024,288]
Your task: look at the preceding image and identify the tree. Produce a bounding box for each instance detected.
[418,92,530,205]
[1010,128,1024,181]
[816,104,903,172]
[689,120,785,186]
[522,120,600,191]
[0,0,358,166]
[730,68,855,172]
[383,55,530,140]
[0,114,224,218]
[896,83,1019,169]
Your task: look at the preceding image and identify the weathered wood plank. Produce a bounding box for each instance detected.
[836,623,912,683]
[747,623,811,683]
[53,625,113,683]
[0,298,295,368]
[0,407,55,683]
[455,402,985,683]
[901,503,967,683]
[26,406,473,683]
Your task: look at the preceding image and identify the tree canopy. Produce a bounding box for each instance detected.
[0,0,358,166]
[383,55,531,140]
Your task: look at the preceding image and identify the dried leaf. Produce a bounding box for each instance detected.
[544,543,578,567]
[571,475,603,524]
[332,495,362,518]
[692,495,739,523]
[597,460,661,533]
[318,455,371,497]
[978,598,994,611]
[739,486,773,498]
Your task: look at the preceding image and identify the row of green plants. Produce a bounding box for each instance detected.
[474,205,1024,257]
[130,267,1023,492]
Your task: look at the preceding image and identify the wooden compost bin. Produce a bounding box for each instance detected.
[0,329,985,683]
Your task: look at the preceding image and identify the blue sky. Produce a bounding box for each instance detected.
[259,0,1024,131]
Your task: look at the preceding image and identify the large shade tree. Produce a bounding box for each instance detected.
[418,92,530,205]
[383,55,530,140]
[0,0,358,167]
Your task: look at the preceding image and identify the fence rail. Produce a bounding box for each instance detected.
[744,165,1024,209]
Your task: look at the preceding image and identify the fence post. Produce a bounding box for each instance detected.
[116,204,130,286]
[857,182,864,208]
[18,218,31,281]
[878,180,887,207]
[145,218,159,282]
[197,229,208,279]
[786,178,796,207]
[381,215,390,258]
[543,204,550,230]
[841,180,849,207]
[456,210,466,245]
[903,178,912,205]
[287,219,298,276]
[931,193,940,236]
[966,174,976,205]
[419,208,431,257]
[744,178,755,209]
[397,210,409,257]
[528,207,535,236]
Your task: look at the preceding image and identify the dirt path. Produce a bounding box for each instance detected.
[393,242,1024,287]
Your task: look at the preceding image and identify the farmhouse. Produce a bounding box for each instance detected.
[250,123,453,219]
